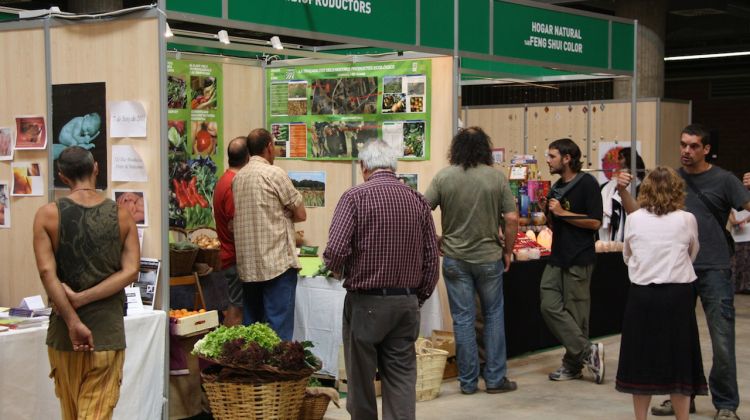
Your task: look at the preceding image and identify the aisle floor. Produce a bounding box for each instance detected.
[324,294,750,419]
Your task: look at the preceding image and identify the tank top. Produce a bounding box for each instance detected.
[46,197,126,351]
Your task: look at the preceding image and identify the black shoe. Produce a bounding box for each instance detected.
[486,377,518,394]
[651,399,696,416]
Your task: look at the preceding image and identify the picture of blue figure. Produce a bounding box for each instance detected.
[53,113,102,160]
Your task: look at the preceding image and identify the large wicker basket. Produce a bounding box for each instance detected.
[415,338,449,402]
[169,247,199,276]
[203,377,307,420]
[189,228,222,272]
[298,393,331,420]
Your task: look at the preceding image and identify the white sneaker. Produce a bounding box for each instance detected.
[584,342,604,384]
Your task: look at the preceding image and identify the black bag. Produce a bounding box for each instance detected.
[680,169,735,255]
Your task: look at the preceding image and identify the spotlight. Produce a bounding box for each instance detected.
[217,30,230,44]
[164,22,174,38]
[270,36,284,50]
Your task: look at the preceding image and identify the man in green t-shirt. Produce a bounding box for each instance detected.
[425,127,519,395]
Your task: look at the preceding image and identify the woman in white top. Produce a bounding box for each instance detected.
[615,166,707,420]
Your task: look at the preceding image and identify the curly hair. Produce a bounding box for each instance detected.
[637,166,686,216]
[449,126,494,169]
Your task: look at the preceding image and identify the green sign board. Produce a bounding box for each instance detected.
[494,1,610,69]
[229,0,416,45]
[266,59,431,161]
[166,59,224,229]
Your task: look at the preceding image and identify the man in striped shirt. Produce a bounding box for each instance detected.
[324,140,439,420]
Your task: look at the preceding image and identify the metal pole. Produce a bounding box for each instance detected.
[157,2,170,419]
[452,0,459,136]
[630,20,638,197]
[44,19,54,202]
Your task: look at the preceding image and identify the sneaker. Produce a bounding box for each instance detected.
[715,409,741,420]
[486,377,518,394]
[651,399,696,416]
[584,342,605,384]
[460,387,476,395]
[548,366,583,381]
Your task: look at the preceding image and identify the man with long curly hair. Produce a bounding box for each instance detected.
[425,127,519,395]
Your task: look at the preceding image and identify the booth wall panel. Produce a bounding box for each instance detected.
[49,18,163,261]
[527,104,588,179]
[589,101,657,170]
[659,101,690,169]
[462,107,525,162]
[222,63,263,150]
[0,29,49,305]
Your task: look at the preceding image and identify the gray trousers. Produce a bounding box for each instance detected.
[539,264,594,371]
[343,292,420,420]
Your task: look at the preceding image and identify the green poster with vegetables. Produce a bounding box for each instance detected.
[266,59,431,161]
[167,59,223,229]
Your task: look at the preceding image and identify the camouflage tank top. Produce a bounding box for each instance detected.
[46,197,126,351]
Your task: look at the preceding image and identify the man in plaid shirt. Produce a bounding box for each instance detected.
[324,140,439,420]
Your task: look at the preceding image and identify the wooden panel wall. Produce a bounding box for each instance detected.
[222,61,264,147]
[0,18,162,306]
[0,28,48,305]
[464,99,690,181]
[659,101,690,169]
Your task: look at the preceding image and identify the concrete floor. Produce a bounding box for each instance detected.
[324,294,750,419]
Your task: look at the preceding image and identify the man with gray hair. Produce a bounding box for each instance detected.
[324,140,439,420]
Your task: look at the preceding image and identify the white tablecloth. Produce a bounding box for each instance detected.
[293,276,443,378]
[0,311,166,420]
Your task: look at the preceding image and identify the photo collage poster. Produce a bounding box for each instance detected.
[166,59,224,229]
[51,83,108,189]
[266,59,431,161]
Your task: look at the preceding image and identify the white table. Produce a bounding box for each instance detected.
[293,276,443,378]
[0,311,166,420]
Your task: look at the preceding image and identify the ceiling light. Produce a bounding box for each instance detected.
[165,22,174,38]
[664,51,750,61]
[217,30,230,45]
[270,36,284,50]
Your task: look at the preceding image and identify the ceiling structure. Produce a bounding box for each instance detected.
[3,0,749,82]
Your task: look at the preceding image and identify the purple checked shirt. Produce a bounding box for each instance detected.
[323,171,440,303]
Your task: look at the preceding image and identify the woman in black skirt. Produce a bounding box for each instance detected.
[616,166,708,420]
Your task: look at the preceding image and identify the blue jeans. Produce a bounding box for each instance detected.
[695,269,739,411]
[241,268,298,340]
[442,256,507,392]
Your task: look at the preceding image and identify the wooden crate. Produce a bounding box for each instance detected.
[170,310,218,336]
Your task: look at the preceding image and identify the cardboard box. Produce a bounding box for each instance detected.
[431,330,456,357]
[170,310,219,336]
[443,356,458,379]
[337,379,381,397]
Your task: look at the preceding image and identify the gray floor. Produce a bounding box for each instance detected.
[325,294,750,419]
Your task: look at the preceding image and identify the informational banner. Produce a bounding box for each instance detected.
[167,59,223,229]
[266,59,431,161]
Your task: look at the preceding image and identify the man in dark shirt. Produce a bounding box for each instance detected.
[324,139,439,420]
[618,124,750,420]
[539,138,605,384]
[213,136,249,326]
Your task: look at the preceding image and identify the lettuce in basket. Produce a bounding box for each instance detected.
[193,323,281,359]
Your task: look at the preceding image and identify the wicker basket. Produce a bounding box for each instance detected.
[415,338,449,402]
[203,377,307,420]
[169,247,199,276]
[298,393,331,420]
[189,228,222,272]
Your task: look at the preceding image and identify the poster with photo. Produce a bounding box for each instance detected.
[0,183,9,228]
[288,171,326,207]
[52,83,107,189]
[492,148,505,164]
[113,190,148,226]
[0,127,13,160]
[11,161,44,196]
[266,59,431,161]
[382,120,426,158]
[310,120,378,159]
[396,173,418,191]
[14,116,47,150]
[167,59,224,229]
[597,141,642,184]
[135,258,160,309]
